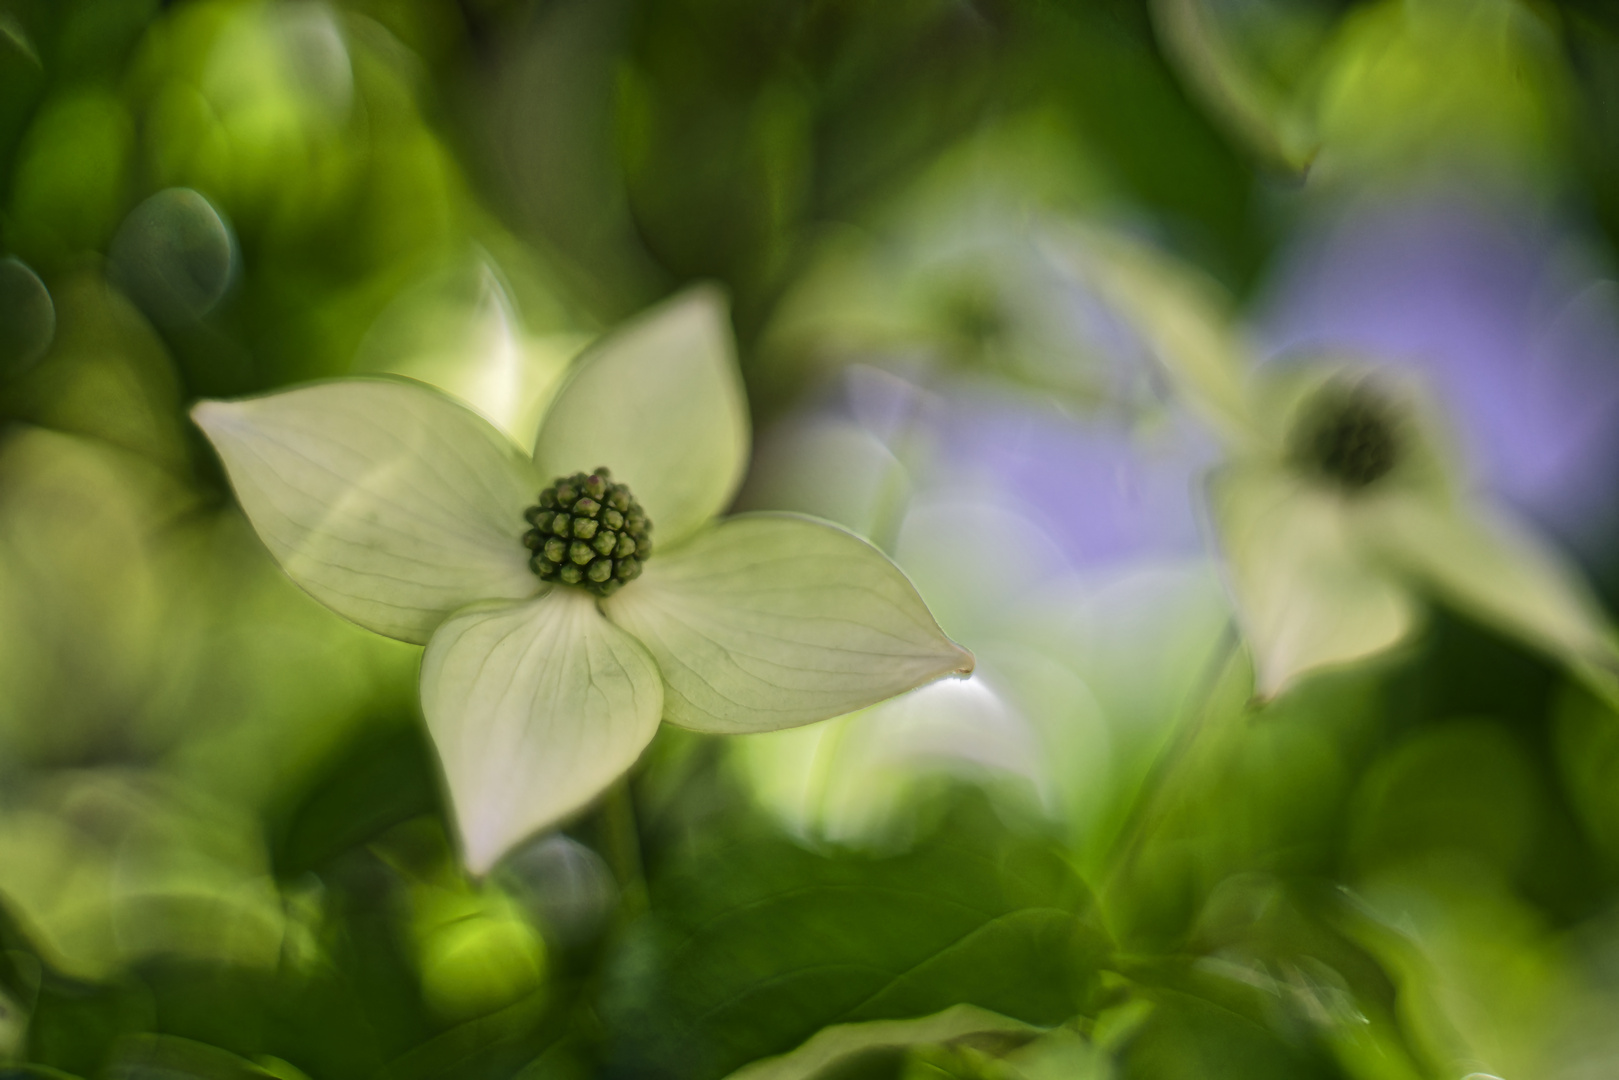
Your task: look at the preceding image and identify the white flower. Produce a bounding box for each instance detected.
[192,287,972,872]
[1210,360,1619,698]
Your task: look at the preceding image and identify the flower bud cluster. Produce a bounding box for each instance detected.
[1291,381,1404,491]
[523,467,653,596]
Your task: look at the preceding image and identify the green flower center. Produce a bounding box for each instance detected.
[1290,380,1405,491]
[522,467,653,596]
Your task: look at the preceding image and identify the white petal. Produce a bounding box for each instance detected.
[193,378,541,644]
[603,514,973,734]
[1358,493,1619,672]
[1209,466,1418,698]
[421,588,664,874]
[532,286,749,547]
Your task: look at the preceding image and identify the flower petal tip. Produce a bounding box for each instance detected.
[948,645,976,679]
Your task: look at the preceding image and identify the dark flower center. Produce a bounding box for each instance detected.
[1290,380,1404,491]
[522,467,653,597]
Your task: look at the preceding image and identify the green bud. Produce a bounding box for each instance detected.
[523,470,654,595]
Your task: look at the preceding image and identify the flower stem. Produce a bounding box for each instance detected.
[1097,622,1247,893]
[601,778,648,921]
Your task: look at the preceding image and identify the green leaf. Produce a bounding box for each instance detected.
[603,514,973,734]
[0,256,54,377]
[1357,493,1619,679]
[193,378,542,645]
[1208,465,1416,698]
[532,286,749,548]
[1122,989,1340,1080]
[267,719,441,878]
[605,795,1105,1080]
[105,1034,280,1079]
[723,1005,1040,1080]
[1149,0,1317,176]
[420,588,664,874]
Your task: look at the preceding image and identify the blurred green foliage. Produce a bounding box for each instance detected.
[5,0,1619,1077]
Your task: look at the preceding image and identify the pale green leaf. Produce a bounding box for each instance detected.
[1209,465,1417,698]
[602,513,973,734]
[532,285,749,548]
[1358,493,1619,674]
[1150,0,1317,175]
[421,587,664,873]
[723,1005,1040,1080]
[193,378,541,644]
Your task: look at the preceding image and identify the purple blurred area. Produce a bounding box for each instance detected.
[923,389,1218,571]
[1257,189,1619,556]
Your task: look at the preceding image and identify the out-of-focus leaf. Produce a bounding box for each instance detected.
[0,257,54,377]
[379,990,570,1080]
[4,273,187,467]
[606,794,1107,1080]
[533,286,749,548]
[1307,0,1570,182]
[1149,0,1318,175]
[25,976,154,1080]
[603,514,973,734]
[192,378,541,644]
[6,91,132,260]
[1121,987,1340,1080]
[267,720,441,879]
[723,1004,1040,1080]
[420,588,664,874]
[1181,875,1435,1080]
[106,1033,280,1079]
[0,771,286,983]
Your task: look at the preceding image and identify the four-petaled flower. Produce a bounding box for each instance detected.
[192,287,973,872]
[1209,357,1619,699]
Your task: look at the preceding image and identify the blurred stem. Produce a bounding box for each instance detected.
[1099,623,1247,887]
[601,778,648,920]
